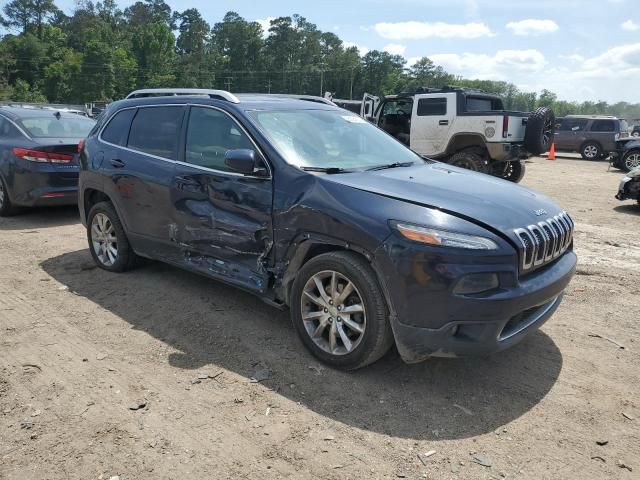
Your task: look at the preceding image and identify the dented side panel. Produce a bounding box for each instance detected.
[169,166,273,294]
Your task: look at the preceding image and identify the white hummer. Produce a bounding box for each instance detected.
[351,87,555,183]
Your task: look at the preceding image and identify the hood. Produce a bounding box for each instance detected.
[321,162,567,243]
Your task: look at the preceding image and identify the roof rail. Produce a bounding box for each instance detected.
[401,85,491,96]
[247,94,336,106]
[125,88,240,103]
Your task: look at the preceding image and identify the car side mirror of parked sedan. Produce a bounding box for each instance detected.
[224,149,267,176]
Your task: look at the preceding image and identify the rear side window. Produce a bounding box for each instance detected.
[417,98,447,116]
[559,118,588,131]
[128,107,184,160]
[590,120,615,132]
[101,109,135,146]
[185,107,255,172]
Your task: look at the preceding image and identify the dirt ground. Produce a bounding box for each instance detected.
[0,156,638,480]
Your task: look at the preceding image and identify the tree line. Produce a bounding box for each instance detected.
[1,0,639,120]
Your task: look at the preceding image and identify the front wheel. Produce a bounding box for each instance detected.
[87,201,138,272]
[581,142,602,160]
[623,151,640,172]
[489,161,526,183]
[290,251,394,370]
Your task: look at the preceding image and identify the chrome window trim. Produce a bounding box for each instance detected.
[97,104,272,179]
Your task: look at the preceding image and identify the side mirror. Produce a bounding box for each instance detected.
[224,149,266,176]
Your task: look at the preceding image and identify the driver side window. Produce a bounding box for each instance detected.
[185,107,256,172]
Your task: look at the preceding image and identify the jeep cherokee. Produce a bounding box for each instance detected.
[79,90,577,370]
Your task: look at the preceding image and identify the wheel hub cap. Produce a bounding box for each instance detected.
[301,270,366,356]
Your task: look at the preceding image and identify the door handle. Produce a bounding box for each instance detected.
[439,120,449,126]
[110,159,125,168]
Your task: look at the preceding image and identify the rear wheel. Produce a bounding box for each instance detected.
[449,150,488,173]
[489,160,526,183]
[290,251,393,370]
[87,201,138,272]
[0,176,16,217]
[581,142,602,160]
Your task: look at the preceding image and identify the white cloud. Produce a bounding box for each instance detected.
[512,43,640,103]
[383,43,406,56]
[430,49,547,80]
[373,21,494,40]
[256,17,275,37]
[343,41,370,56]
[505,19,559,36]
[406,56,422,67]
[622,20,640,31]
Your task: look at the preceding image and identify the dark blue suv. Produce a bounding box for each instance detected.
[79,90,577,370]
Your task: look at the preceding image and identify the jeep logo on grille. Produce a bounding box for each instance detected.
[534,209,547,217]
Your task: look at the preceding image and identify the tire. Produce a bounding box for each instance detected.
[581,142,602,160]
[87,201,138,272]
[524,107,555,155]
[632,131,640,137]
[448,150,488,173]
[489,160,526,183]
[290,251,394,370]
[622,150,640,172]
[0,176,17,217]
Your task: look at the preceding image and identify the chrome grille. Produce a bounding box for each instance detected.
[514,211,574,272]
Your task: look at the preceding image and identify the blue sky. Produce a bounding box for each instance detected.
[51,0,640,103]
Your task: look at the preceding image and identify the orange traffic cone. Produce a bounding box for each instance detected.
[548,143,556,161]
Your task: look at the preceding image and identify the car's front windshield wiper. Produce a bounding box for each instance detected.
[301,166,352,174]
[365,161,414,171]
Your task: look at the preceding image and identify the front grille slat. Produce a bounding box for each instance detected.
[514,211,573,274]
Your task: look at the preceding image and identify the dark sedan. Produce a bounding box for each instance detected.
[0,106,95,216]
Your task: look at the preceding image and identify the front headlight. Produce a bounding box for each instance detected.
[393,222,499,250]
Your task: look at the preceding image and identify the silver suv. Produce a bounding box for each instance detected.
[554,115,629,160]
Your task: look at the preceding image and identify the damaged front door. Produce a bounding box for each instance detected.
[170,105,273,294]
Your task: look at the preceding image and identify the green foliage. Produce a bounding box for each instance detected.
[2,1,640,121]
[12,78,47,101]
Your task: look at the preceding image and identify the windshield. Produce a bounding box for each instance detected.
[247,109,422,170]
[19,114,95,138]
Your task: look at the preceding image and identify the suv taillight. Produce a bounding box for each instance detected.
[12,148,73,164]
[502,114,509,138]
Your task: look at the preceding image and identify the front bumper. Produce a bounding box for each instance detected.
[615,175,640,201]
[376,244,577,363]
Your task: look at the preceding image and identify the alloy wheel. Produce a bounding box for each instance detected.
[584,145,598,159]
[301,270,366,356]
[91,213,118,267]
[625,153,640,171]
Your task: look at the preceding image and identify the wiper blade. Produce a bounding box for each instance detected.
[366,161,414,171]
[301,166,351,174]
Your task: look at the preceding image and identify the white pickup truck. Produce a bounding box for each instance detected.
[338,87,555,182]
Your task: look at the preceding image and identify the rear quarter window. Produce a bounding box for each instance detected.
[101,109,136,146]
[590,120,615,132]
